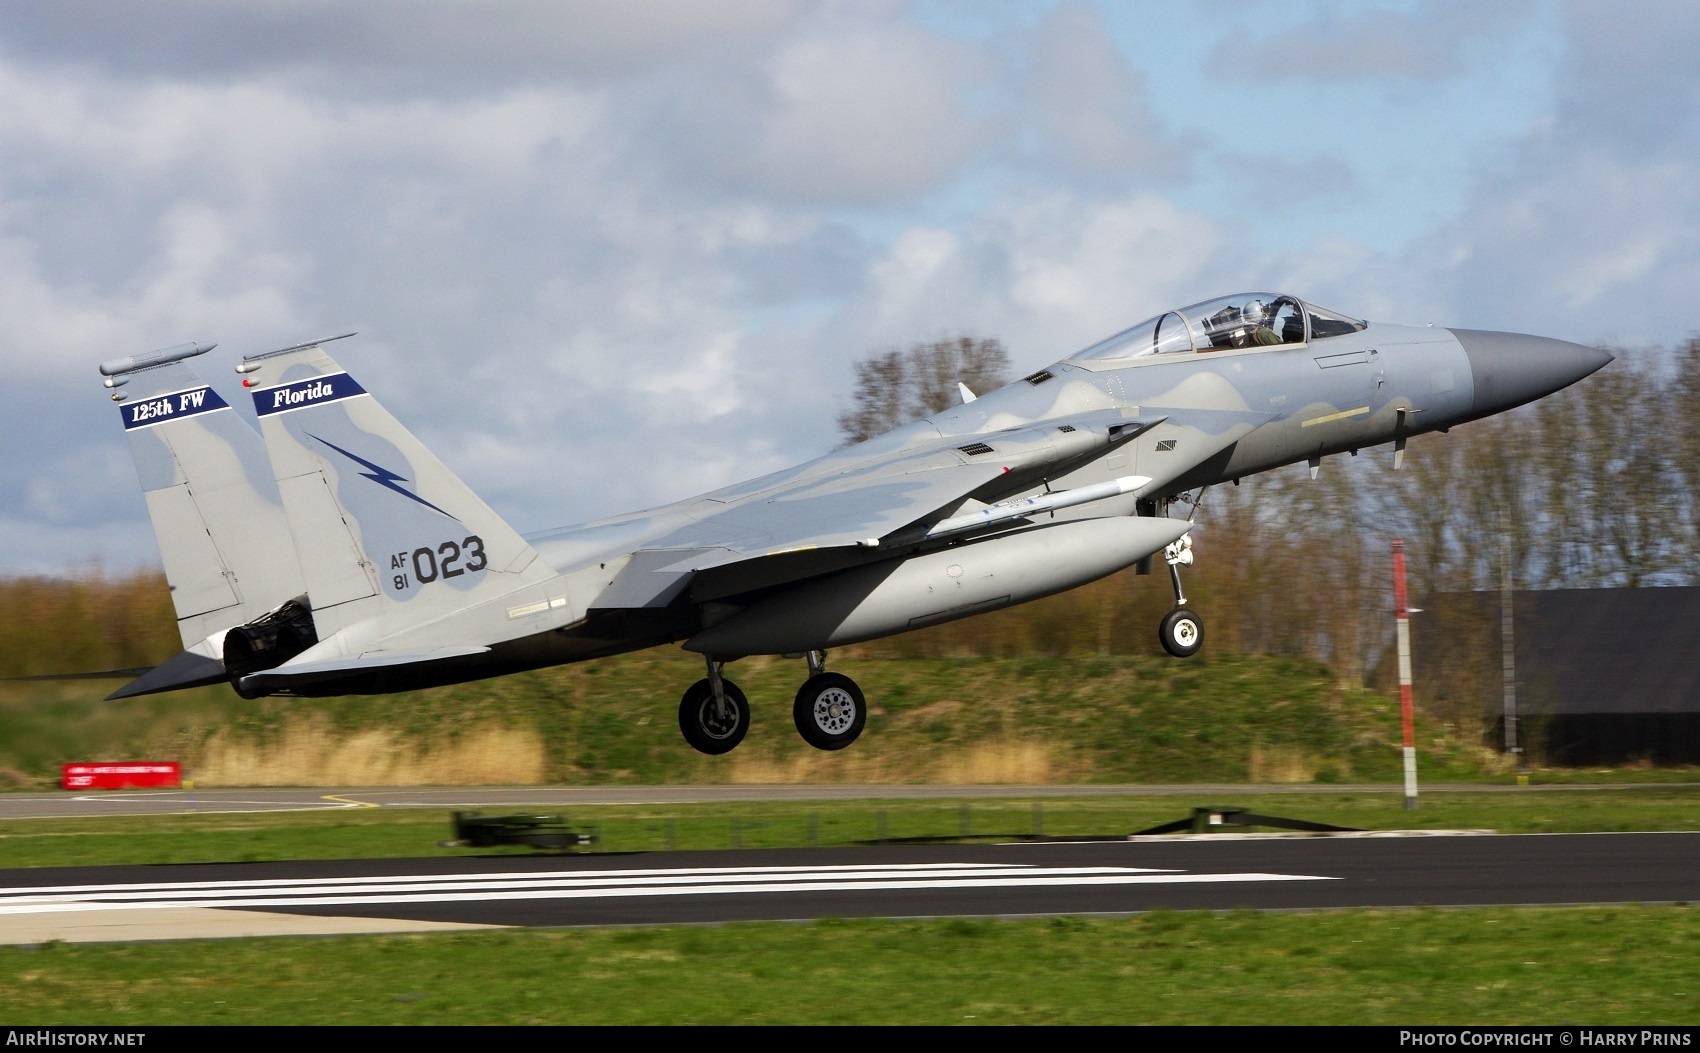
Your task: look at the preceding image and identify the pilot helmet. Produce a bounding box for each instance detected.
[1241,299,1267,324]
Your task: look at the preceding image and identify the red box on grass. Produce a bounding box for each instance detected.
[61,762,182,790]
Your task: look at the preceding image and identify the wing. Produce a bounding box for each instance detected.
[589,409,1154,609]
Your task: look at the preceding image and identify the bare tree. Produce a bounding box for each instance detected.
[836,336,1011,446]
[1671,337,1700,564]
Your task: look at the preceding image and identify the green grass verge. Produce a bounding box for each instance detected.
[3,788,1699,869]
[2,651,1513,787]
[3,909,1697,1024]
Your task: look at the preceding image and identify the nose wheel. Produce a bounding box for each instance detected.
[1159,606,1203,658]
[792,651,867,751]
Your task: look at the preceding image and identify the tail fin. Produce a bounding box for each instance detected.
[104,343,308,654]
[241,335,554,641]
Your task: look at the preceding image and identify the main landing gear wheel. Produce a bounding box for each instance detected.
[793,672,866,751]
[1159,607,1203,659]
[679,677,750,755]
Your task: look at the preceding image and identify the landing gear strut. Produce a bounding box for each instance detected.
[679,657,750,755]
[793,650,867,751]
[1158,527,1203,659]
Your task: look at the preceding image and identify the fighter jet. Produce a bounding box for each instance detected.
[97,292,1610,753]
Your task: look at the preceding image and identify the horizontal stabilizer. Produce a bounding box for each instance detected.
[237,645,490,694]
[106,650,230,700]
[1,667,151,683]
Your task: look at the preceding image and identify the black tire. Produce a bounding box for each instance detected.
[793,672,867,751]
[678,678,750,755]
[1159,606,1203,658]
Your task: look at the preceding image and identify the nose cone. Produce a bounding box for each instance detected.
[1448,329,1614,418]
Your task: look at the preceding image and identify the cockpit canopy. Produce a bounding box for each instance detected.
[1069,293,1367,362]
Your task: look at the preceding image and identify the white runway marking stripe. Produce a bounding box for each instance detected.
[0,863,1335,915]
[0,866,1181,907]
[0,862,1029,897]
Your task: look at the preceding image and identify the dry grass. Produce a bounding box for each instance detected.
[1248,744,1316,783]
[721,740,1058,785]
[931,741,1058,784]
[726,750,911,784]
[188,717,545,786]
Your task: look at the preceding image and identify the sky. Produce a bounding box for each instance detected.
[2,0,1697,576]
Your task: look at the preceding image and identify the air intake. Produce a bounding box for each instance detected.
[1024,370,1054,385]
[958,442,994,456]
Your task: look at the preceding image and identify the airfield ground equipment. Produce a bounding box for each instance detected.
[446,811,596,851]
[1132,807,1360,836]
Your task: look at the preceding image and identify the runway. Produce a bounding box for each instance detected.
[3,831,1695,944]
[2,781,1688,820]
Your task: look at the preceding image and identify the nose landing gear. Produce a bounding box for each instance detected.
[1158,532,1204,658]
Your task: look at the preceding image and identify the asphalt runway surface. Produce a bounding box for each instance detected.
[2,782,1687,820]
[4,831,1696,945]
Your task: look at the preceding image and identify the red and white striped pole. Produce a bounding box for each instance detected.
[1393,539,1419,810]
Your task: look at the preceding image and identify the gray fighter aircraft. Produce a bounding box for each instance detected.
[97,292,1610,753]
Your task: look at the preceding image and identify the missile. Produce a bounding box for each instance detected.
[240,331,358,365]
[923,474,1151,540]
[98,342,216,377]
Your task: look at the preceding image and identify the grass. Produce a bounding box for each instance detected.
[2,908,1697,1024]
[2,650,1507,788]
[3,788,1700,869]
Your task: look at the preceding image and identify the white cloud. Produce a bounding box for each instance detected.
[838,188,1236,371]
[1402,8,1700,344]
[4,1,1696,580]
[0,1,802,89]
[1226,0,1532,82]
[1022,2,1195,182]
[24,443,136,525]
[717,14,990,202]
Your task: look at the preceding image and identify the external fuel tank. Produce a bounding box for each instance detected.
[685,515,1193,656]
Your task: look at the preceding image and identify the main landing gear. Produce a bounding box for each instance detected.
[793,650,867,751]
[678,658,750,755]
[677,651,868,755]
[1158,532,1204,659]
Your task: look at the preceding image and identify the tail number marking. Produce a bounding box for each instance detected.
[390,536,488,591]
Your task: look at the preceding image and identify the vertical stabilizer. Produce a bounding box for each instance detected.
[108,350,307,653]
[241,337,555,642]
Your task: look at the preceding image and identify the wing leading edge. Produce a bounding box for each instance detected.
[586,410,1158,611]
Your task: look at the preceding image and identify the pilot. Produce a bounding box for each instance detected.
[1205,302,1282,349]
[1240,300,1284,346]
